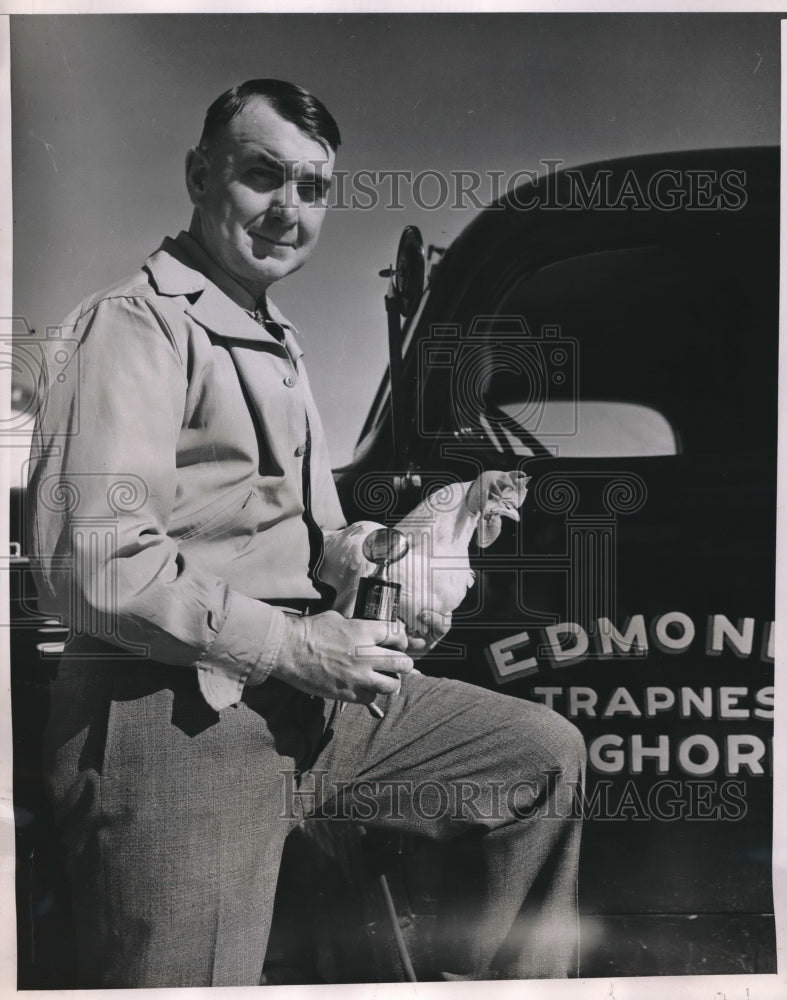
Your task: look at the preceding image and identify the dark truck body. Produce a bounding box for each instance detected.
[10,147,778,983]
[331,147,778,977]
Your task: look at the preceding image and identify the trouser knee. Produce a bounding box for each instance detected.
[549,710,587,780]
[496,703,586,820]
[505,700,586,777]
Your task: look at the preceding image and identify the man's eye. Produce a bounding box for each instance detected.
[297,182,324,204]
[248,167,280,183]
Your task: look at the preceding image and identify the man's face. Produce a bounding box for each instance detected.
[187,97,335,296]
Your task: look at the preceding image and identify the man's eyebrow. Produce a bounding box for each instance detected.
[307,172,333,192]
[236,145,333,195]
[240,147,286,173]
[240,145,332,180]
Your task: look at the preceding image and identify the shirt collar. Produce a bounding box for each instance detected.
[176,231,257,312]
[143,232,302,358]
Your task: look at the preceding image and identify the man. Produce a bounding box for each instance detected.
[27,79,585,987]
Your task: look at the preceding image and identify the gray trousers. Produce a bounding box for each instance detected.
[44,648,585,987]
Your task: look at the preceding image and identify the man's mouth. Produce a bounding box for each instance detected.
[251,232,296,249]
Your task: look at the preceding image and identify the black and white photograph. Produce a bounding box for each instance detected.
[2,4,784,995]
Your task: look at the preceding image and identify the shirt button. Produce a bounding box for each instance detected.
[283,375,296,388]
[294,443,307,457]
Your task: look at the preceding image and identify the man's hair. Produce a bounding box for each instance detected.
[199,79,341,153]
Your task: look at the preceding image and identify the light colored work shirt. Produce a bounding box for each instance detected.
[27,231,345,710]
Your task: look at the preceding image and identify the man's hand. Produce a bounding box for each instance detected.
[270,610,414,705]
[403,609,452,658]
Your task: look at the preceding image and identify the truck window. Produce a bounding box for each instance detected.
[487,400,676,457]
[475,241,776,458]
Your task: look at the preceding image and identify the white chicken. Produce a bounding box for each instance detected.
[320,470,529,649]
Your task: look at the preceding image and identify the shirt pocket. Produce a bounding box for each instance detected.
[171,486,262,544]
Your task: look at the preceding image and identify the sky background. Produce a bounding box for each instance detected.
[9,11,782,465]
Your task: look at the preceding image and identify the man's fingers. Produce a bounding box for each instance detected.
[356,671,400,703]
[406,634,429,654]
[355,673,402,705]
[350,628,414,678]
[356,686,382,706]
[275,612,416,707]
[371,651,414,677]
[419,609,451,638]
[371,670,403,696]
[371,618,409,652]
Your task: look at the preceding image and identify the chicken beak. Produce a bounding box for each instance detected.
[466,470,529,528]
[486,494,522,521]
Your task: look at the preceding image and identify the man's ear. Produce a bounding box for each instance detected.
[185,147,210,205]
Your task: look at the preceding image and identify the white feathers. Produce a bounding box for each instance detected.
[321,471,529,644]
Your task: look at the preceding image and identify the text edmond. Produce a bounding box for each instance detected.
[485,612,774,682]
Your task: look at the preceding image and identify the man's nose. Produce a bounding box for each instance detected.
[268,181,299,226]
